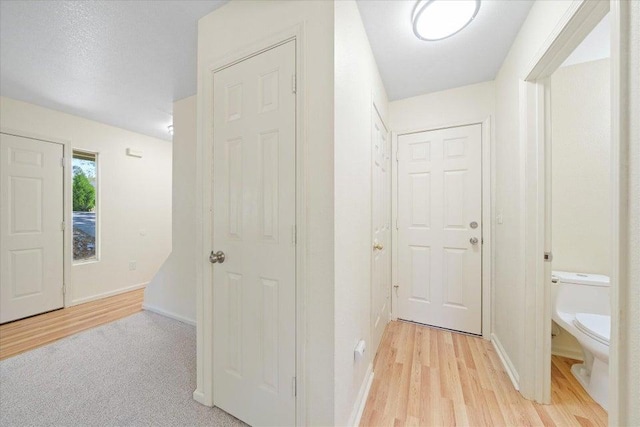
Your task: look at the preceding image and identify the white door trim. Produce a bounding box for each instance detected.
[391,116,493,339]
[518,0,618,408]
[194,24,308,426]
[0,128,71,309]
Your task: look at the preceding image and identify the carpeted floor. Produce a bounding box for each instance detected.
[0,312,247,426]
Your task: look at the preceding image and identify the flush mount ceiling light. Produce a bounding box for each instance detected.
[412,0,481,41]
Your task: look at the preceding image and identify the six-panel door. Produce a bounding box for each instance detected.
[396,124,482,335]
[211,41,297,426]
[0,133,64,324]
[371,108,391,354]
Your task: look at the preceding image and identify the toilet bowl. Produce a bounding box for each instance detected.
[551,271,610,410]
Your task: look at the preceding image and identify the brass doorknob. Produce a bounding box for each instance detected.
[373,243,384,250]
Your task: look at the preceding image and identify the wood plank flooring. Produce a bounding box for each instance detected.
[0,288,144,360]
[360,320,608,427]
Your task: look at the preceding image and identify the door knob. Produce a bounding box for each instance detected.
[209,250,225,264]
[469,237,479,245]
[373,242,383,250]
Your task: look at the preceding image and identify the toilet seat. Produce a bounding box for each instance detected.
[574,313,610,346]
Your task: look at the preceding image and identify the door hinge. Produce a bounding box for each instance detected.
[544,252,553,262]
[62,283,66,297]
[291,225,297,245]
[291,74,297,94]
[60,157,65,167]
[396,149,399,163]
[61,221,65,231]
[292,376,297,397]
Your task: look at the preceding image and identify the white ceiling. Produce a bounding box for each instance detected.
[0,0,228,141]
[562,13,610,68]
[1,1,538,140]
[357,0,534,101]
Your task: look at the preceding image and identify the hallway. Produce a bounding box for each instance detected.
[360,321,607,426]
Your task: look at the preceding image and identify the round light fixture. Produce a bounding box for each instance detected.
[412,0,481,41]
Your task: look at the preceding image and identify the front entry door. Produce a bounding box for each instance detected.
[371,106,391,354]
[0,133,64,323]
[396,124,482,335]
[211,41,296,426]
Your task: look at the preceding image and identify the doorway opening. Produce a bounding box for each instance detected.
[519,0,618,419]
[548,12,611,412]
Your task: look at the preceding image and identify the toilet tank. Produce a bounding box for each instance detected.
[552,271,611,316]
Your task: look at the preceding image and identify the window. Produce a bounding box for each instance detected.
[72,151,98,262]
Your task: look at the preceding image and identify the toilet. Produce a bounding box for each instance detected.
[551,271,610,410]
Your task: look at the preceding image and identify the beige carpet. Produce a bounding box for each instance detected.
[0,312,246,426]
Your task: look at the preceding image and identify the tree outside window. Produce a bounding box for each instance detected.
[72,152,98,262]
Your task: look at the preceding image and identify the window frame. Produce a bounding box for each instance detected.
[71,149,100,264]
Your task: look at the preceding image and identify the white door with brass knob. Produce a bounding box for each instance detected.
[371,106,391,354]
[396,124,482,335]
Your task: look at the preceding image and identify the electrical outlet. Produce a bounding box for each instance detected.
[129,261,137,271]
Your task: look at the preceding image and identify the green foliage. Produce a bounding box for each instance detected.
[73,170,95,212]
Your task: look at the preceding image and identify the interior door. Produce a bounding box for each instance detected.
[0,133,64,323]
[371,107,391,354]
[211,40,296,426]
[396,124,482,335]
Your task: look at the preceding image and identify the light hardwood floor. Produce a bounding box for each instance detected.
[0,288,144,360]
[360,320,607,427]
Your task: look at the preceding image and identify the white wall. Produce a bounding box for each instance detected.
[196,2,335,424]
[390,80,495,132]
[144,95,196,324]
[551,59,610,275]
[333,1,388,425]
[493,0,578,389]
[562,13,610,67]
[0,96,172,304]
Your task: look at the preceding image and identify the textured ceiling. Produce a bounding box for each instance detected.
[357,0,534,101]
[1,1,536,139]
[0,0,228,141]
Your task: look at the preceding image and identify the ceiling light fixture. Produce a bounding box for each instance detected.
[167,124,174,136]
[412,0,481,41]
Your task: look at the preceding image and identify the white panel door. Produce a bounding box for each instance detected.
[212,41,296,427]
[0,133,64,324]
[396,124,482,335]
[371,107,391,354]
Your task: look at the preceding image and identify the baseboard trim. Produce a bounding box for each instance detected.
[70,282,148,306]
[491,333,520,391]
[142,303,196,326]
[552,346,584,361]
[348,362,374,427]
[193,389,212,407]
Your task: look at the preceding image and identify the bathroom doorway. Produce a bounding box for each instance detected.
[518,0,631,422]
[548,14,611,411]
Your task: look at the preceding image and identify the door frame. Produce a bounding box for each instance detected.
[391,117,493,339]
[0,128,71,309]
[194,24,307,426]
[518,0,630,419]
